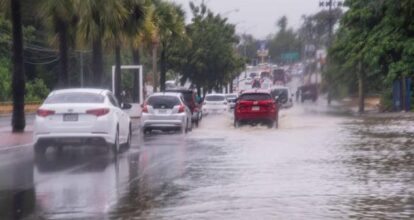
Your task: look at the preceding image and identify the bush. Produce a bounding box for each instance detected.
[379,88,393,112]
[26,79,49,102]
[0,58,11,101]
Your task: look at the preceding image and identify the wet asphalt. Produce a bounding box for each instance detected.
[1,101,414,220]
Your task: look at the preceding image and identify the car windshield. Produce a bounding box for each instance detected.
[239,93,271,101]
[205,95,225,101]
[44,93,105,104]
[147,96,180,109]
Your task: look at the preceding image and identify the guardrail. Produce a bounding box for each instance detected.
[0,101,42,114]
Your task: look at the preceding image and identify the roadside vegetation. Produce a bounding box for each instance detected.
[0,0,244,131]
[327,0,414,112]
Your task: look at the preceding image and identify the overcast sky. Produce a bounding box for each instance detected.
[171,0,322,39]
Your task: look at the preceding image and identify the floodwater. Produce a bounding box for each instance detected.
[1,102,414,219]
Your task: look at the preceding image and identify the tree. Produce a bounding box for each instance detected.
[237,34,259,65]
[298,8,343,51]
[75,0,125,87]
[152,0,186,92]
[268,16,301,64]
[104,0,128,100]
[327,0,384,113]
[39,0,76,88]
[125,0,152,102]
[277,16,287,33]
[327,0,414,112]
[9,0,26,132]
[176,2,244,93]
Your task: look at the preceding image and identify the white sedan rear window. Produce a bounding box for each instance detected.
[45,93,105,104]
[205,96,225,101]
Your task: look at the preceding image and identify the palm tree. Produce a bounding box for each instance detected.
[5,0,26,132]
[124,0,151,102]
[143,5,160,93]
[74,0,113,87]
[152,1,186,91]
[129,3,160,93]
[39,0,76,88]
[76,0,129,98]
[103,0,128,100]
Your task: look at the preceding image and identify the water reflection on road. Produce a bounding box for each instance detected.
[1,103,414,219]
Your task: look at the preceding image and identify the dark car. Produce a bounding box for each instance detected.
[270,86,293,108]
[299,84,318,102]
[166,88,202,126]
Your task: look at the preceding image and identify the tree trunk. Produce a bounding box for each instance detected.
[160,47,167,92]
[358,62,365,113]
[132,47,140,103]
[203,87,207,97]
[11,0,26,132]
[92,37,103,87]
[152,44,158,92]
[57,19,69,88]
[327,85,332,105]
[402,76,407,111]
[230,80,233,93]
[115,41,122,101]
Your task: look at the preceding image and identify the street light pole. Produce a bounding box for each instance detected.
[327,0,333,105]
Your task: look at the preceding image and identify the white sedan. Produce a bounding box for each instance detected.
[34,88,132,154]
[202,94,228,115]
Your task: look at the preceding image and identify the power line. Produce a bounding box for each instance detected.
[24,57,60,65]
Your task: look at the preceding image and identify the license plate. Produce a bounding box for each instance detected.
[63,114,78,121]
[252,106,260,111]
[158,109,168,114]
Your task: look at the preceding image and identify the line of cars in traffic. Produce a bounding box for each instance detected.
[33,86,293,155]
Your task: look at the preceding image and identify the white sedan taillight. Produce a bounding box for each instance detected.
[37,109,55,117]
[86,108,110,117]
[178,104,185,113]
[142,104,149,113]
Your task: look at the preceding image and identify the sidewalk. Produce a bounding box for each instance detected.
[0,125,33,150]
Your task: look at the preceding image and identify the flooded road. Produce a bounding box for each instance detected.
[1,103,414,219]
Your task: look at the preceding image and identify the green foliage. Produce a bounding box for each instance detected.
[268,16,301,64]
[0,58,11,101]
[168,2,244,91]
[0,0,245,100]
[25,78,50,102]
[379,87,393,112]
[298,9,343,50]
[0,12,12,58]
[237,34,260,65]
[328,0,414,100]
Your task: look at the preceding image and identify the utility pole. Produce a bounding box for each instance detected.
[319,0,343,105]
[327,0,333,105]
